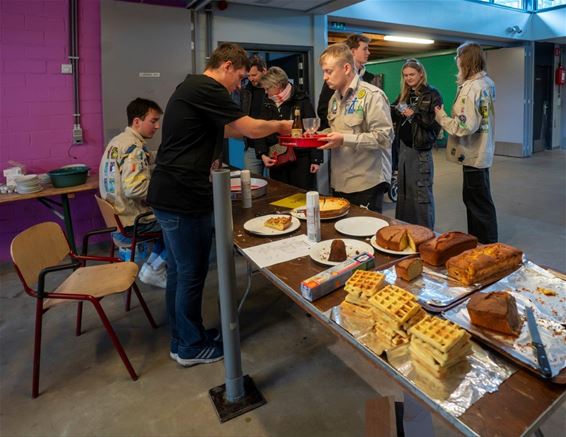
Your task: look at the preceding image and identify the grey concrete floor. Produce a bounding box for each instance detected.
[1,149,565,437]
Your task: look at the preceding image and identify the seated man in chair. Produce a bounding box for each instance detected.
[99,97,167,288]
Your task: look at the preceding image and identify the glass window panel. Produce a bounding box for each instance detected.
[537,0,566,9]
[494,0,524,8]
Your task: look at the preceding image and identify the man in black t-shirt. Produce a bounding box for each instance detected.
[147,43,291,367]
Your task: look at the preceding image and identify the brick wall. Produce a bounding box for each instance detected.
[0,0,105,262]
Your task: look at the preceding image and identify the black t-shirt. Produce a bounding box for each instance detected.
[147,74,245,214]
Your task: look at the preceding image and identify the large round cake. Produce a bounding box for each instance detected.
[376,225,434,251]
[319,197,350,218]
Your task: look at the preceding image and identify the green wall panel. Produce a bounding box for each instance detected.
[366,53,459,116]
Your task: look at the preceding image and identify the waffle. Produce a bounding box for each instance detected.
[344,270,385,298]
[369,285,420,326]
[373,317,410,346]
[409,316,467,353]
[410,335,472,369]
[340,295,373,319]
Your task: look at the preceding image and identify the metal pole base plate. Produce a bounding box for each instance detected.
[209,375,266,423]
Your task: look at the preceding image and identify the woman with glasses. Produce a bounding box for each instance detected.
[435,42,497,244]
[391,58,442,229]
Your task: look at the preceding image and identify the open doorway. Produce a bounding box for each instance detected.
[235,42,314,106]
[221,42,314,168]
[533,42,555,152]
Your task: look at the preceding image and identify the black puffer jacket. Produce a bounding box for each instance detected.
[391,84,442,151]
[255,86,323,164]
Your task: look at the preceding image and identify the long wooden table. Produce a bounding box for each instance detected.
[231,177,565,437]
[0,175,99,252]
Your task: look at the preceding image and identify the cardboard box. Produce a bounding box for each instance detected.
[301,252,375,302]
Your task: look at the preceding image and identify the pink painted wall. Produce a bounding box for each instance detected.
[0,0,105,262]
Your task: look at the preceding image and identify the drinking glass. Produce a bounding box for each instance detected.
[302,118,321,136]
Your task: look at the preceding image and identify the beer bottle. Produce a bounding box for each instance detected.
[291,107,303,138]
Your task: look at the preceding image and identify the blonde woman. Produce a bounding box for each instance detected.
[435,42,497,243]
[391,59,442,229]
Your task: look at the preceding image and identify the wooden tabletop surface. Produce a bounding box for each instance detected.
[231,176,565,437]
[0,174,98,204]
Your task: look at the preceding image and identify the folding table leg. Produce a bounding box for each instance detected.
[237,262,254,314]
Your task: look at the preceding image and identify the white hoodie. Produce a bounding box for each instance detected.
[436,71,496,169]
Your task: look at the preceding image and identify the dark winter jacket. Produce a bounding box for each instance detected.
[391,84,443,151]
[255,86,323,164]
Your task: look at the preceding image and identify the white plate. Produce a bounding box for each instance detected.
[309,238,374,266]
[230,177,267,192]
[370,235,417,255]
[14,174,38,183]
[334,216,389,237]
[16,186,43,194]
[290,207,349,221]
[243,215,300,236]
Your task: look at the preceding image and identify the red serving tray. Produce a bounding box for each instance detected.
[279,134,328,148]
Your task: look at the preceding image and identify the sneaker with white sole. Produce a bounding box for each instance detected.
[169,329,221,361]
[138,263,167,288]
[175,342,224,367]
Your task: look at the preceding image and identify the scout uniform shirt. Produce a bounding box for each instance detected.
[327,74,393,194]
[99,126,153,227]
[436,71,496,169]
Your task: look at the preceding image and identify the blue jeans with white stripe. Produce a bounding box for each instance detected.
[153,208,214,359]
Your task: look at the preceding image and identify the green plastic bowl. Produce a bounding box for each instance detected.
[48,166,89,188]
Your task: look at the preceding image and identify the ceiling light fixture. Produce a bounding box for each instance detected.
[384,35,435,45]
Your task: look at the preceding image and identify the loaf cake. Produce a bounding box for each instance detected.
[328,239,347,262]
[466,291,523,336]
[319,197,350,218]
[376,225,434,251]
[395,257,423,282]
[419,232,478,266]
[264,215,292,231]
[446,243,523,285]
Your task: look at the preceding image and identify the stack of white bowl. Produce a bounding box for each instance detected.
[14,174,42,194]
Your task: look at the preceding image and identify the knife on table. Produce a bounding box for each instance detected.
[525,306,552,379]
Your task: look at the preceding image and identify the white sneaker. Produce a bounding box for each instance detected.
[138,263,167,288]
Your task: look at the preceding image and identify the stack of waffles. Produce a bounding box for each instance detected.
[409,316,472,379]
[339,270,386,320]
[368,285,426,347]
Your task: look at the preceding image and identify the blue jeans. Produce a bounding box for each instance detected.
[153,208,214,358]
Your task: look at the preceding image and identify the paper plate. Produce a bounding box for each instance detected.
[243,215,300,236]
[309,238,374,266]
[334,216,389,237]
[370,235,417,255]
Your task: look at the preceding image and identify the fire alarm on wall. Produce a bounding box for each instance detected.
[217,0,228,10]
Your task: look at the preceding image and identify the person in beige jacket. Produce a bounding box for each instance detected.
[99,98,167,287]
[318,43,393,213]
[435,42,497,243]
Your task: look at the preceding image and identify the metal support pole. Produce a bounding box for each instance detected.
[212,169,243,401]
[209,169,265,422]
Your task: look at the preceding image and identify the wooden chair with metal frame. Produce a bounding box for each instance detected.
[94,194,162,310]
[10,221,157,398]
